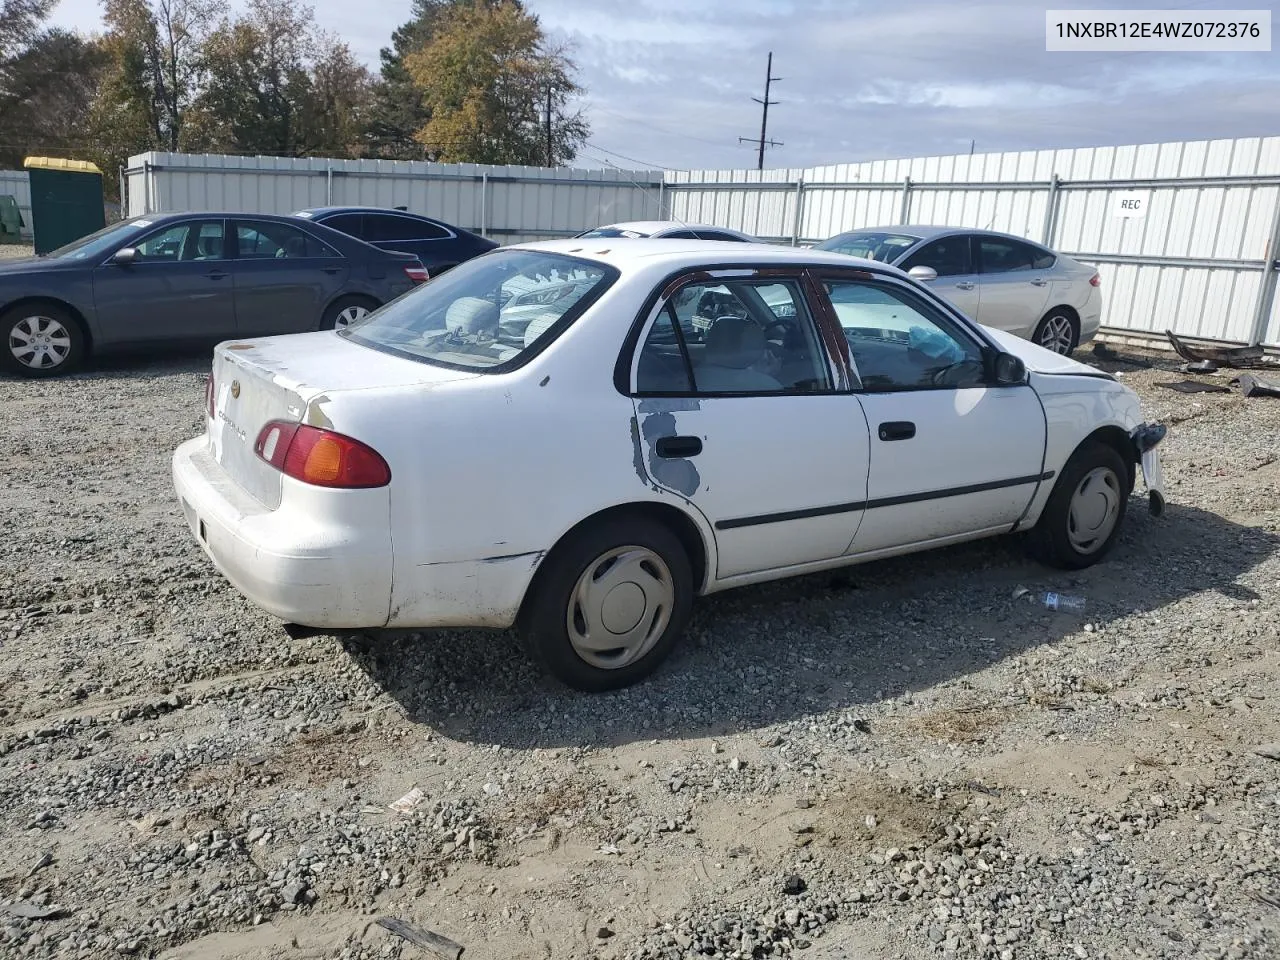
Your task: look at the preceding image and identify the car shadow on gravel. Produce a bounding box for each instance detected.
[340,498,1278,750]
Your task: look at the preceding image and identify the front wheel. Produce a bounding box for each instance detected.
[518,517,694,692]
[1032,310,1079,356]
[1,303,86,377]
[1030,441,1130,569]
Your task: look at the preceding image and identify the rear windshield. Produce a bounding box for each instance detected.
[813,231,920,262]
[575,227,648,239]
[342,250,614,371]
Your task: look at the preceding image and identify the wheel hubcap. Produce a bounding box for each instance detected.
[334,305,368,329]
[566,546,674,670]
[9,315,71,369]
[1067,466,1121,554]
[1039,315,1074,355]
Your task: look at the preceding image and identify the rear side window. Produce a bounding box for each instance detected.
[365,214,450,242]
[979,237,1053,273]
[321,213,364,237]
[343,250,615,371]
[235,220,339,259]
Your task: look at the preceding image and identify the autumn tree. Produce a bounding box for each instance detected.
[404,0,583,166]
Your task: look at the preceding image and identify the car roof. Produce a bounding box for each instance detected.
[586,221,752,237]
[505,237,896,273]
[296,206,445,221]
[830,224,1052,246]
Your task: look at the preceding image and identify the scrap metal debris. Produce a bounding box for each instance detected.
[388,786,426,815]
[1155,380,1231,394]
[1232,373,1280,398]
[1091,342,1155,368]
[376,917,465,960]
[1185,360,1219,374]
[1165,330,1268,369]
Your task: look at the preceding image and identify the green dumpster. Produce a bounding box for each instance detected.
[23,156,106,255]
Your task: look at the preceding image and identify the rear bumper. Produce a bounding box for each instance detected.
[172,436,394,628]
[1077,285,1103,344]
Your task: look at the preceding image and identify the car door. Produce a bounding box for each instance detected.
[812,271,1048,556]
[229,219,349,335]
[974,235,1055,334]
[629,269,870,581]
[896,234,981,319]
[91,218,237,345]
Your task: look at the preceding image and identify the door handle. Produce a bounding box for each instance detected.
[954,281,975,290]
[206,270,228,280]
[322,266,342,275]
[878,421,916,442]
[1030,278,1048,286]
[656,435,702,459]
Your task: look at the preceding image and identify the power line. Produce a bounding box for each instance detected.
[738,51,783,170]
[581,142,671,170]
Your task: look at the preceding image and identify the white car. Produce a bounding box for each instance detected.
[574,221,759,242]
[172,240,1167,692]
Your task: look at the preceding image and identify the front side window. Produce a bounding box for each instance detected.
[134,220,225,261]
[900,236,972,277]
[815,231,920,263]
[235,220,338,259]
[343,250,614,371]
[635,277,831,394]
[821,279,985,391]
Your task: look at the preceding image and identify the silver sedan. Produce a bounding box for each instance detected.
[813,225,1101,355]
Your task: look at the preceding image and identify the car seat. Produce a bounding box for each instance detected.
[694,316,782,392]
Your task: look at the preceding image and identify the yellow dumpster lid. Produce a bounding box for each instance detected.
[23,156,102,174]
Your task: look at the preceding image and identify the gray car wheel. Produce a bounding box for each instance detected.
[321,296,379,331]
[1033,310,1078,355]
[2,304,85,377]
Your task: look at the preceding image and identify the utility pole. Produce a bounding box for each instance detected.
[545,85,554,167]
[738,51,783,170]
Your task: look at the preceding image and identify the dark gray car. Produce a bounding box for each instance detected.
[0,212,430,377]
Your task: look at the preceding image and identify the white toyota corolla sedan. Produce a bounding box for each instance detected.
[173,240,1167,691]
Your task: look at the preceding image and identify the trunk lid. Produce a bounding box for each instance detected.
[209,331,479,508]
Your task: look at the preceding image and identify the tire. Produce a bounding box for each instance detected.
[1032,309,1079,356]
[1,302,86,377]
[1030,441,1130,569]
[320,296,379,331]
[518,517,695,692]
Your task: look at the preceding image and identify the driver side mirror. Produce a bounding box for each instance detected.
[907,265,938,282]
[992,351,1027,385]
[111,247,138,266]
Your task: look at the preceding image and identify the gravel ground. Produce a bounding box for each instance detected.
[1,343,1278,960]
[0,244,34,259]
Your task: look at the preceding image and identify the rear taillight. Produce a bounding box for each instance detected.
[205,374,215,418]
[1089,273,1101,287]
[404,264,430,283]
[254,421,391,488]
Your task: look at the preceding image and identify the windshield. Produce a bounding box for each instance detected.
[575,227,649,239]
[343,250,614,371]
[45,218,154,261]
[813,231,920,263]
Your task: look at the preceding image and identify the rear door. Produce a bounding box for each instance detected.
[229,219,349,335]
[813,271,1048,555]
[896,234,981,319]
[91,218,237,344]
[974,235,1054,334]
[629,268,870,581]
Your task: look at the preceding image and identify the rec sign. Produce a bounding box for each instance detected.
[1112,191,1149,219]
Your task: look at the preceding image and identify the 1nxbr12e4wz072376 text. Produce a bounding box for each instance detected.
[1046,9,1271,51]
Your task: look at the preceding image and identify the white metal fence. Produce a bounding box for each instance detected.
[124,152,664,246]
[0,170,33,239]
[117,138,1280,347]
[666,137,1280,347]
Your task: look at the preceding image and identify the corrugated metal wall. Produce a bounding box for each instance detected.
[0,170,33,238]
[125,139,1280,346]
[125,152,665,245]
[667,137,1280,346]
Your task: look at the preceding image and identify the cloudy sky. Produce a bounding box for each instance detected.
[49,0,1280,171]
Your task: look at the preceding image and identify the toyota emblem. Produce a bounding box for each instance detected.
[230,380,240,398]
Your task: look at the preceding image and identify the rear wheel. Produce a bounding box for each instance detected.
[321,296,379,331]
[518,517,694,692]
[1033,309,1078,355]
[1,303,85,377]
[1030,441,1129,569]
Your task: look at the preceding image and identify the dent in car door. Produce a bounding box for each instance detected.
[91,218,237,345]
[898,235,981,320]
[816,273,1048,555]
[629,271,870,581]
[230,219,349,335]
